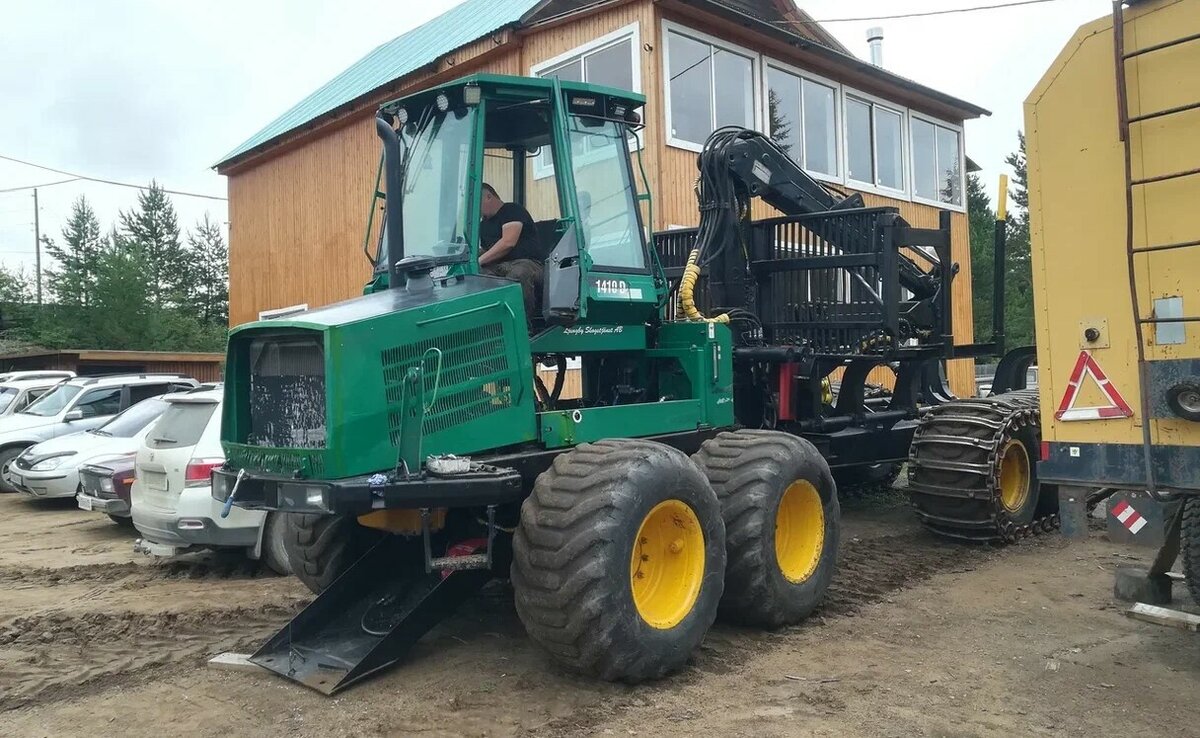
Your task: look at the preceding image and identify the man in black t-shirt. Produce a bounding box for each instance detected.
[479,183,543,322]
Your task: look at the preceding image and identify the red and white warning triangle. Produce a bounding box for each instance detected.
[1055,351,1134,421]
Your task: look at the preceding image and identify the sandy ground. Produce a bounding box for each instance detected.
[1,491,1198,737]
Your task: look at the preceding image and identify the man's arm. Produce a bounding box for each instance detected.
[479,222,523,266]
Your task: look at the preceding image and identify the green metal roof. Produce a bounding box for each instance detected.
[216,0,544,168]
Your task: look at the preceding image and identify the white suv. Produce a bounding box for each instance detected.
[0,372,75,419]
[0,374,196,492]
[130,386,290,574]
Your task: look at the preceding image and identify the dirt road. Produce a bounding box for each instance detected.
[1,491,1197,737]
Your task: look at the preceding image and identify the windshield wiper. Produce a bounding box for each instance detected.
[151,436,177,445]
[91,429,112,437]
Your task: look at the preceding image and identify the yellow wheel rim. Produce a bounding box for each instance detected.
[775,481,825,583]
[998,440,1031,513]
[630,500,705,629]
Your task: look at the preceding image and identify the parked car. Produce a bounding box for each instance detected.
[0,370,75,383]
[77,453,136,525]
[130,386,291,574]
[0,374,196,491]
[5,396,171,499]
[0,373,75,420]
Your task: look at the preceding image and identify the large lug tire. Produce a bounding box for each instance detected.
[907,390,1054,542]
[511,438,726,682]
[1181,496,1200,605]
[0,446,26,493]
[693,430,840,629]
[283,513,379,594]
[261,512,294,576]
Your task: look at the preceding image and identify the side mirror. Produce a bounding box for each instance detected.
[64,409,84,422]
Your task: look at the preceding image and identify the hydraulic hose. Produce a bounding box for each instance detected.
[678,249,730,324]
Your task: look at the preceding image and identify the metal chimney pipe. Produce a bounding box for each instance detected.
[867,26,884,67]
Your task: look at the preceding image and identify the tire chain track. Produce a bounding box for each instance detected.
[0,603,303,712]
[535,529,1050,737]
[0,558,277,588]
[2,523,1050,716]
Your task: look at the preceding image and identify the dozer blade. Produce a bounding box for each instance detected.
[249,537,491,695]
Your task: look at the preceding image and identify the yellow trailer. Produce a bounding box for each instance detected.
[1025,0,1200,598]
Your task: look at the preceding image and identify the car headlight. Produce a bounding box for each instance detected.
[31,457,64,471]
[99,477,114,493]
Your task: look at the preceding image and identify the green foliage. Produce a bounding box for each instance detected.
[118,182,187,308]
[186,213,230,326]
[43,196,104,307]
[968,132,1037,352]
[967,173,996,341]
[1003,133,1035,348]
[2,189,229,354]
[767,89,794,152]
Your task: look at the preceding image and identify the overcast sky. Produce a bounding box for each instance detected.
[0,0,1113,279]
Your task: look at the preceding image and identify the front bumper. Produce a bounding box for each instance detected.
[9,467,78,498]
[212,462,524,515]
[77,493,129,516]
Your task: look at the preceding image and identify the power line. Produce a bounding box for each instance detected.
[780,0,1064,25]
[0,154,227,201]
[0,178,81,194]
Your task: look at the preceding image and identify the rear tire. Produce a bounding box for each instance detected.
[0,446,26,493]
[261,513,294,576]
[283,513,378,594]
[693,430,840,628]
[1181,496,1200,605]
[511,439,725,682]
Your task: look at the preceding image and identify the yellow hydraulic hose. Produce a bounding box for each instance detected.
[678,249,730,324]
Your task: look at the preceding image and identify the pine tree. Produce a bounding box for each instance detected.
[966,173,996,342]
[88,229,157,349]
[1002,132,1035,348]
[185,214,229,326]
[117,182,186,308]
[767,89,796,156]
[43,196,103,307]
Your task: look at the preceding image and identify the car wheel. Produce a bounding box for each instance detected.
[0,447,27,493]
[261,512,294,576]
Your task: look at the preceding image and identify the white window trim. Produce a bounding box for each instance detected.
[761,58,843,186]
[661,20,761,153]
[908,110,967,213]
[657,23,969,213]
[841,86,910,200]
[529,22,643,180]
[530,22,643,90]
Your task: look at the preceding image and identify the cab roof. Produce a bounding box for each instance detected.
[378,73,646,115]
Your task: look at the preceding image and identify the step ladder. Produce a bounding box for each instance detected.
[1112,1,1200,494]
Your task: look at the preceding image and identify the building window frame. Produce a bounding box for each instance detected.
[841,86,910,200]
[661,20,761,154]
[760,58,843,185]
[529,22,643,180]
[908,110,967,212]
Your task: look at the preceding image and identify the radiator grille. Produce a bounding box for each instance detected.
[247,334,327,449]
[381,322,512,446]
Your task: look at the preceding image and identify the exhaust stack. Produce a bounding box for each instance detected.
[867,27,884,67]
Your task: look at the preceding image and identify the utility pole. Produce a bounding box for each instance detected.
[32,188,42,304]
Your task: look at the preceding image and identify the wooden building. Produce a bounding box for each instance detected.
[0,350,224,383]
[216,0,988,394]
